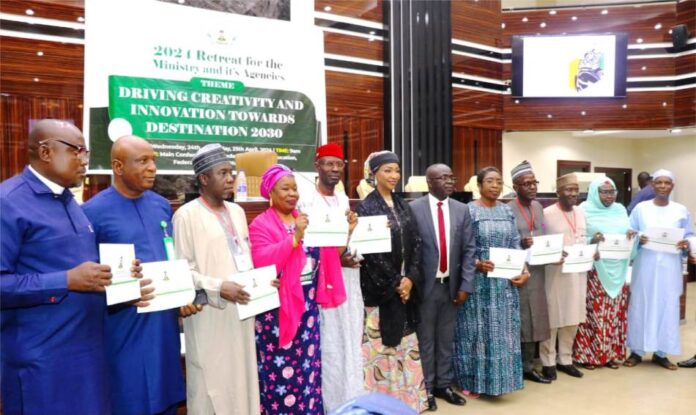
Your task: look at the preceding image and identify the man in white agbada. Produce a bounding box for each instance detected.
[173,144,261,413]
[623,169,693,370]
[297,142,363,411]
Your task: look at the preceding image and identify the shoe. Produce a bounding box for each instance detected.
[523,370,552,384]
[677,355,696,368]
[426,393,438,411]
[557,364,584,378]
[623,352,642,367]
[605,361,620,370]
[433,387,466,406]
[651,354,678,371]
[541,365,557,380]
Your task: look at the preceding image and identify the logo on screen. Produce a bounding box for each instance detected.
[569,49,605,92]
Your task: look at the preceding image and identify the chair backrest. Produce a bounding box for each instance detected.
[356,179,374,200]
[405,176,428,192]
[234,151,278,197]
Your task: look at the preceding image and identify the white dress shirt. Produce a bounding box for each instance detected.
[428,193,450,278]
[28,165,64,195]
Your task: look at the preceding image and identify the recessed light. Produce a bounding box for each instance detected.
[501,23,506,29]
[669,29,673,34]
[581,111,586,116]
[662,102,667,107]
[571,16,578,21]
[369,30,375,35]
[622,104,628,109]
[514,100,520,104]
[36,51,44,56]
[540,22,546,28]
[178,0,185,4]
[324,6,332,12]
[641,66,647,70]
[547,114,553,118]
[636,38,643,44]
[654,23,662,30]
[33,77,40,82]
[601,9,608,15]
[522,17,528,22]
[25,9,34,15]
[549,10,557,15]
[670,128,682,134]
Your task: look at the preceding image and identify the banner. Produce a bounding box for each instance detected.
[84,0,325,174]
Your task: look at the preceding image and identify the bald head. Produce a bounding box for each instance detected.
[111,135,157,198]
[425,163,454,200]
[29,119,84,160]
[27,119,87,188]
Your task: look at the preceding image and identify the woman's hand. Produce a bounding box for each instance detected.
[590,232,604,245]
[346,210,358,235]
[521,237,534,249]
[676,239,689,251]
[626,230,638,240]
[511,271,530,287]
[475,260,495,273]
[397,277,413,304]
[271,278,281,289]
[639,235,649,246]
[294,212,309,244]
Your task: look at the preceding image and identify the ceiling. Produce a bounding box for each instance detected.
[501,0,675,10]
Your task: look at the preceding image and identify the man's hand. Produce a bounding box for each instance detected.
[511,272,530,287]
[521,237,534,249]
[340,250,361,268]
[397,277,413,304]
[475,260,495,273]
[294,213,309,243]
[346,209,358,235]
[553,250,568,265]
[689,255,696,265]
[130,259,142,279]
[180,303,204,317]
[676,239,689,251]
[271,278,281,289]
[133,278,155,308]
[453,290,469,305]
[626,230,638,240]
[221,281,251,304]
[639,235,649,246]
[67,261,112,292]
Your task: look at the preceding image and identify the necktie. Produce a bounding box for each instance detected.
[437,202,447,273]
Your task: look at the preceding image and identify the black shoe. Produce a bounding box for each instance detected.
[541,365,557,380]
[677,355,696,368]
[557,364,584,378]
[426,393,438,411]
[433,387,467,406]
[523,369,552,384]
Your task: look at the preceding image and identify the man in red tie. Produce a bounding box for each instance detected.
[410,164,476,411]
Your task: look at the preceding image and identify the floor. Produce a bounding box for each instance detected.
[437,282,696,415]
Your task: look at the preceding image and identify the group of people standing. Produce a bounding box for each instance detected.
[1,119,694,415]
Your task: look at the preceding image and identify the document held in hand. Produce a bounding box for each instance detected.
[227,265,280,320]
[598,233,634,260]
[302,207,349,247]
[526,234,564,265]
[562,244,597,274]
[643,227,685,254]
[488,248,527,279]
[137,259,196,313]
[100,243,140,305]
[349,215,392,255]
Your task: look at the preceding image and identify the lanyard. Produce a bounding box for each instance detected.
[199,197,243,254]
[557,202,577,239]
[516,199,535,233]
[160,221,176,260]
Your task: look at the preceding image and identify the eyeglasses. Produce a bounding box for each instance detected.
[432,175,458,183]
[318,161,345,169]
[518,180,539,188]
[39,138,90,161]
[598,189,618,195]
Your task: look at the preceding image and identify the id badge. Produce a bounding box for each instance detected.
[300,255,314,284]
[234,253,254,272]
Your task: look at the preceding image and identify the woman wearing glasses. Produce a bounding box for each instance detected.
[574,178,636,370]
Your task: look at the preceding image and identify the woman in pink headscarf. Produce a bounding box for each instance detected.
[249,164,345,414]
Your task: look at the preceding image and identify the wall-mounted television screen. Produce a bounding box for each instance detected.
[511,34,628,98]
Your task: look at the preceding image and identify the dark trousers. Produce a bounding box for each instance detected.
[522,341,537,372]
[416,281,458,391]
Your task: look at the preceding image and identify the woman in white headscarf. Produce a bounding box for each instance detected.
[623,169,693,370]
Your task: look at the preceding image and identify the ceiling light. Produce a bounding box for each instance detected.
[622,104,628,109]
[501,23,506,29]
[324,6,332,12]
[581,111,586,116]
[33,77,40,82]
[670,128,682,134]
[669,29,673,34]
[369,30,375,35]
[654,23,662,30]
[641,66,647,71]
[514,100,520,104]
[36,51,44,56]
[178,0,185,4]
[601,9,608,15]
[571,16,578,21]
[540,22,546,28]
[636,38,643,43]
[547,114,553,118]
[662,102,667,107]
[522,17,528,22]
[25,9,34,15]
[77,16,85,22]
[549,10,557,15]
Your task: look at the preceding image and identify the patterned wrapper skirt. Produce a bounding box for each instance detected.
[573,270,628,365]
[362,307,428,413]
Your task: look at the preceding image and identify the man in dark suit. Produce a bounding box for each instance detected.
[411,164,475,411]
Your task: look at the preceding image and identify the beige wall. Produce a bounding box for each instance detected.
[502,131,696,217]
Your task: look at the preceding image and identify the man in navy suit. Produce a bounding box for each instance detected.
[411,164,475,411]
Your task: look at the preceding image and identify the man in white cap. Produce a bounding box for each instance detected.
[623,169,693,370]
[173,143,261,413]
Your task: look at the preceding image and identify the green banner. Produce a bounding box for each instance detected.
[89,75,318,171]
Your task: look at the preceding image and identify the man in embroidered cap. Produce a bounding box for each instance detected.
[624,169,693,370]
[297,143,361,411]
[539,173,588,379]
[172,143,261,413]
[83,135,185,415]
[508,161,552,384]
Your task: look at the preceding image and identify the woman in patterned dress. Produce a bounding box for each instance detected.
[356,151,428,412]
[574,177,635,369]
[453,166,528,396]
[249,164,346,414]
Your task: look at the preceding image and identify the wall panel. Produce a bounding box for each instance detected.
[452,126,502,187]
